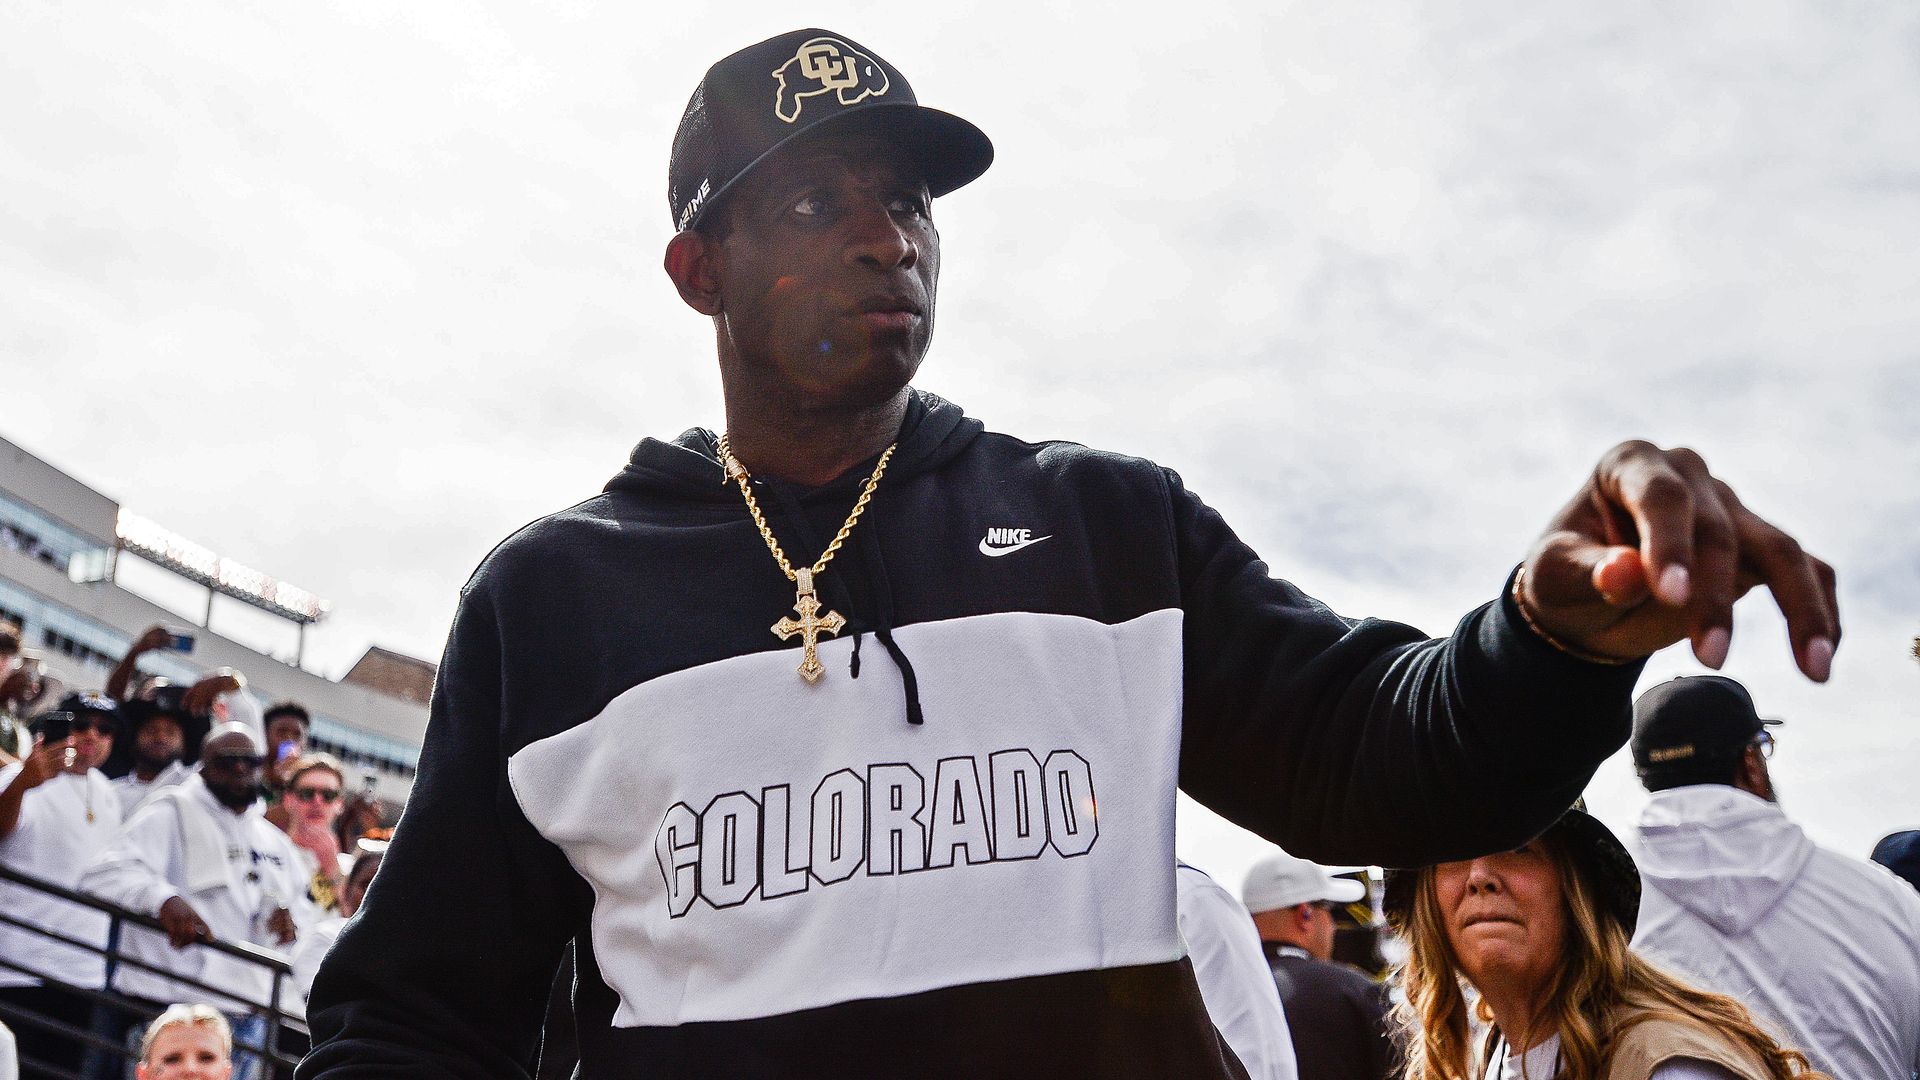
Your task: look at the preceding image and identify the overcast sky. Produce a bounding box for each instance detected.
[3,1,1915,892]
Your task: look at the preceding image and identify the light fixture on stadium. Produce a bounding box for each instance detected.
[115,510,331,624]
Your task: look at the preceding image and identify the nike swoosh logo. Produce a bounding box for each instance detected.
[978,534,1052,557]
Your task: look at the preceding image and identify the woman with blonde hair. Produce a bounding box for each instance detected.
[1383,804,1827,1080]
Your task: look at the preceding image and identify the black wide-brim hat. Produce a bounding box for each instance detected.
[668,29,993,232]
[116,685,212,766]
[120,682,195,731]
[1382,803,1642,937]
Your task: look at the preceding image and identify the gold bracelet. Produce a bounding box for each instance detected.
[1510,566,1635,666]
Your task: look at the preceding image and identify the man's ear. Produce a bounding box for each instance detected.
[1736,746,1773,801]
[664,229,723,316]
[1292,903,1315,932]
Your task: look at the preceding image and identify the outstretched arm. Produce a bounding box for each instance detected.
[106,625,174,702]
[1173,442,1835,868]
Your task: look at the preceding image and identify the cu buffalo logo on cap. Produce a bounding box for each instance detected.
[771,37,889,124]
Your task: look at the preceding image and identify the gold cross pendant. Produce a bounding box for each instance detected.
[771,568,846,683]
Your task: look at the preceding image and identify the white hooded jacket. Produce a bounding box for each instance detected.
[1630,785,1920,1080]
[79,773,314,1015]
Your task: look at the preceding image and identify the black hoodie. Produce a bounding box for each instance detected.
[302,391,1641,1080]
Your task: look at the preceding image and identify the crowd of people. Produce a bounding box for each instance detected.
[2,617,1915,1077]
[22,610,1896,1080]
[5,613,1912,1080]
[0,622,389,1080]
[1,532,1913,1079]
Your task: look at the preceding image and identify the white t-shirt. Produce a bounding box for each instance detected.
[0,765,123,989]
[290,915,344,1010]
[1491,1033,1739,1080]
[111,761,192,816]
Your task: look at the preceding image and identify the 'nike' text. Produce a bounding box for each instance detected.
[979,528,1051,557]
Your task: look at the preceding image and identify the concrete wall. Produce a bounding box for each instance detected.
[0,435,119,545]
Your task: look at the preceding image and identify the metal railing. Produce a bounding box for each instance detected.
[0,863,308,1079]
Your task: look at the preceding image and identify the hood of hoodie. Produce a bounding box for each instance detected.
[1633,785,1816,935]
[601,388,983,726]
[604,388,983,503]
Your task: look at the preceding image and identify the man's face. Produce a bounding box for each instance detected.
[1742,742,1779,803]
[265,716,306,770]
[68,712,115,772]
[282,768,344,827]
[199,733,264,812]
[708,131,938,411]
[1305,902,1339,961]
[136,715,185,770]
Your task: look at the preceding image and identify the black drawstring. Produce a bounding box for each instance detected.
[762,478,923,725]
[856,523,923,725]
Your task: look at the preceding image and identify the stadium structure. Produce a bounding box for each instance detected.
[1,433,426,806]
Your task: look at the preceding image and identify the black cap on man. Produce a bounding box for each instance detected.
[1632,675,1781,793]
[668,29,992,234]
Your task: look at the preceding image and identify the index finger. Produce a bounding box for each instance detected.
[1598,442,1697,606]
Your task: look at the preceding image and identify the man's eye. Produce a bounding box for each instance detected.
[791,196,827,217]
[888,195,929,216]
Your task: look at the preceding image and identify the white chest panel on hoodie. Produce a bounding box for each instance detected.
[508,607,1186,1027]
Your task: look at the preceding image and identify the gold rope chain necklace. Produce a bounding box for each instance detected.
[717,434,898,683]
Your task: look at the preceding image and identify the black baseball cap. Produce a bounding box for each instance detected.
[1631,676,1781,779]
[668,29,993,232]
[1871,831,1920,893]
[56,691,119,722]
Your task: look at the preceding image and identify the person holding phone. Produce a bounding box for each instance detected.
[0,653,59,734]
[0,699,123,1074]
[115,688,197,815]
[259,702,310,813]
[106,625,197,703]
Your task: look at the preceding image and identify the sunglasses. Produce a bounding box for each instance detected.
[291,786,342,804]
[204,753,264,770]
[1750,729,1777,760]
[40,716,116,739]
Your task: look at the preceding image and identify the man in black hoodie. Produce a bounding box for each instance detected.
[300,29,1840,1080]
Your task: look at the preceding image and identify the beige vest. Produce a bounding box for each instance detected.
[1601,1011,1776,1080]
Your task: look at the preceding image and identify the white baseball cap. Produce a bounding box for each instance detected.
[1241,851,1366,914]
[203,719,265,757]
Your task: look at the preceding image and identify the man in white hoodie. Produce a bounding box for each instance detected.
[1628,675,1920,1080]
[82,721,314,1080]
